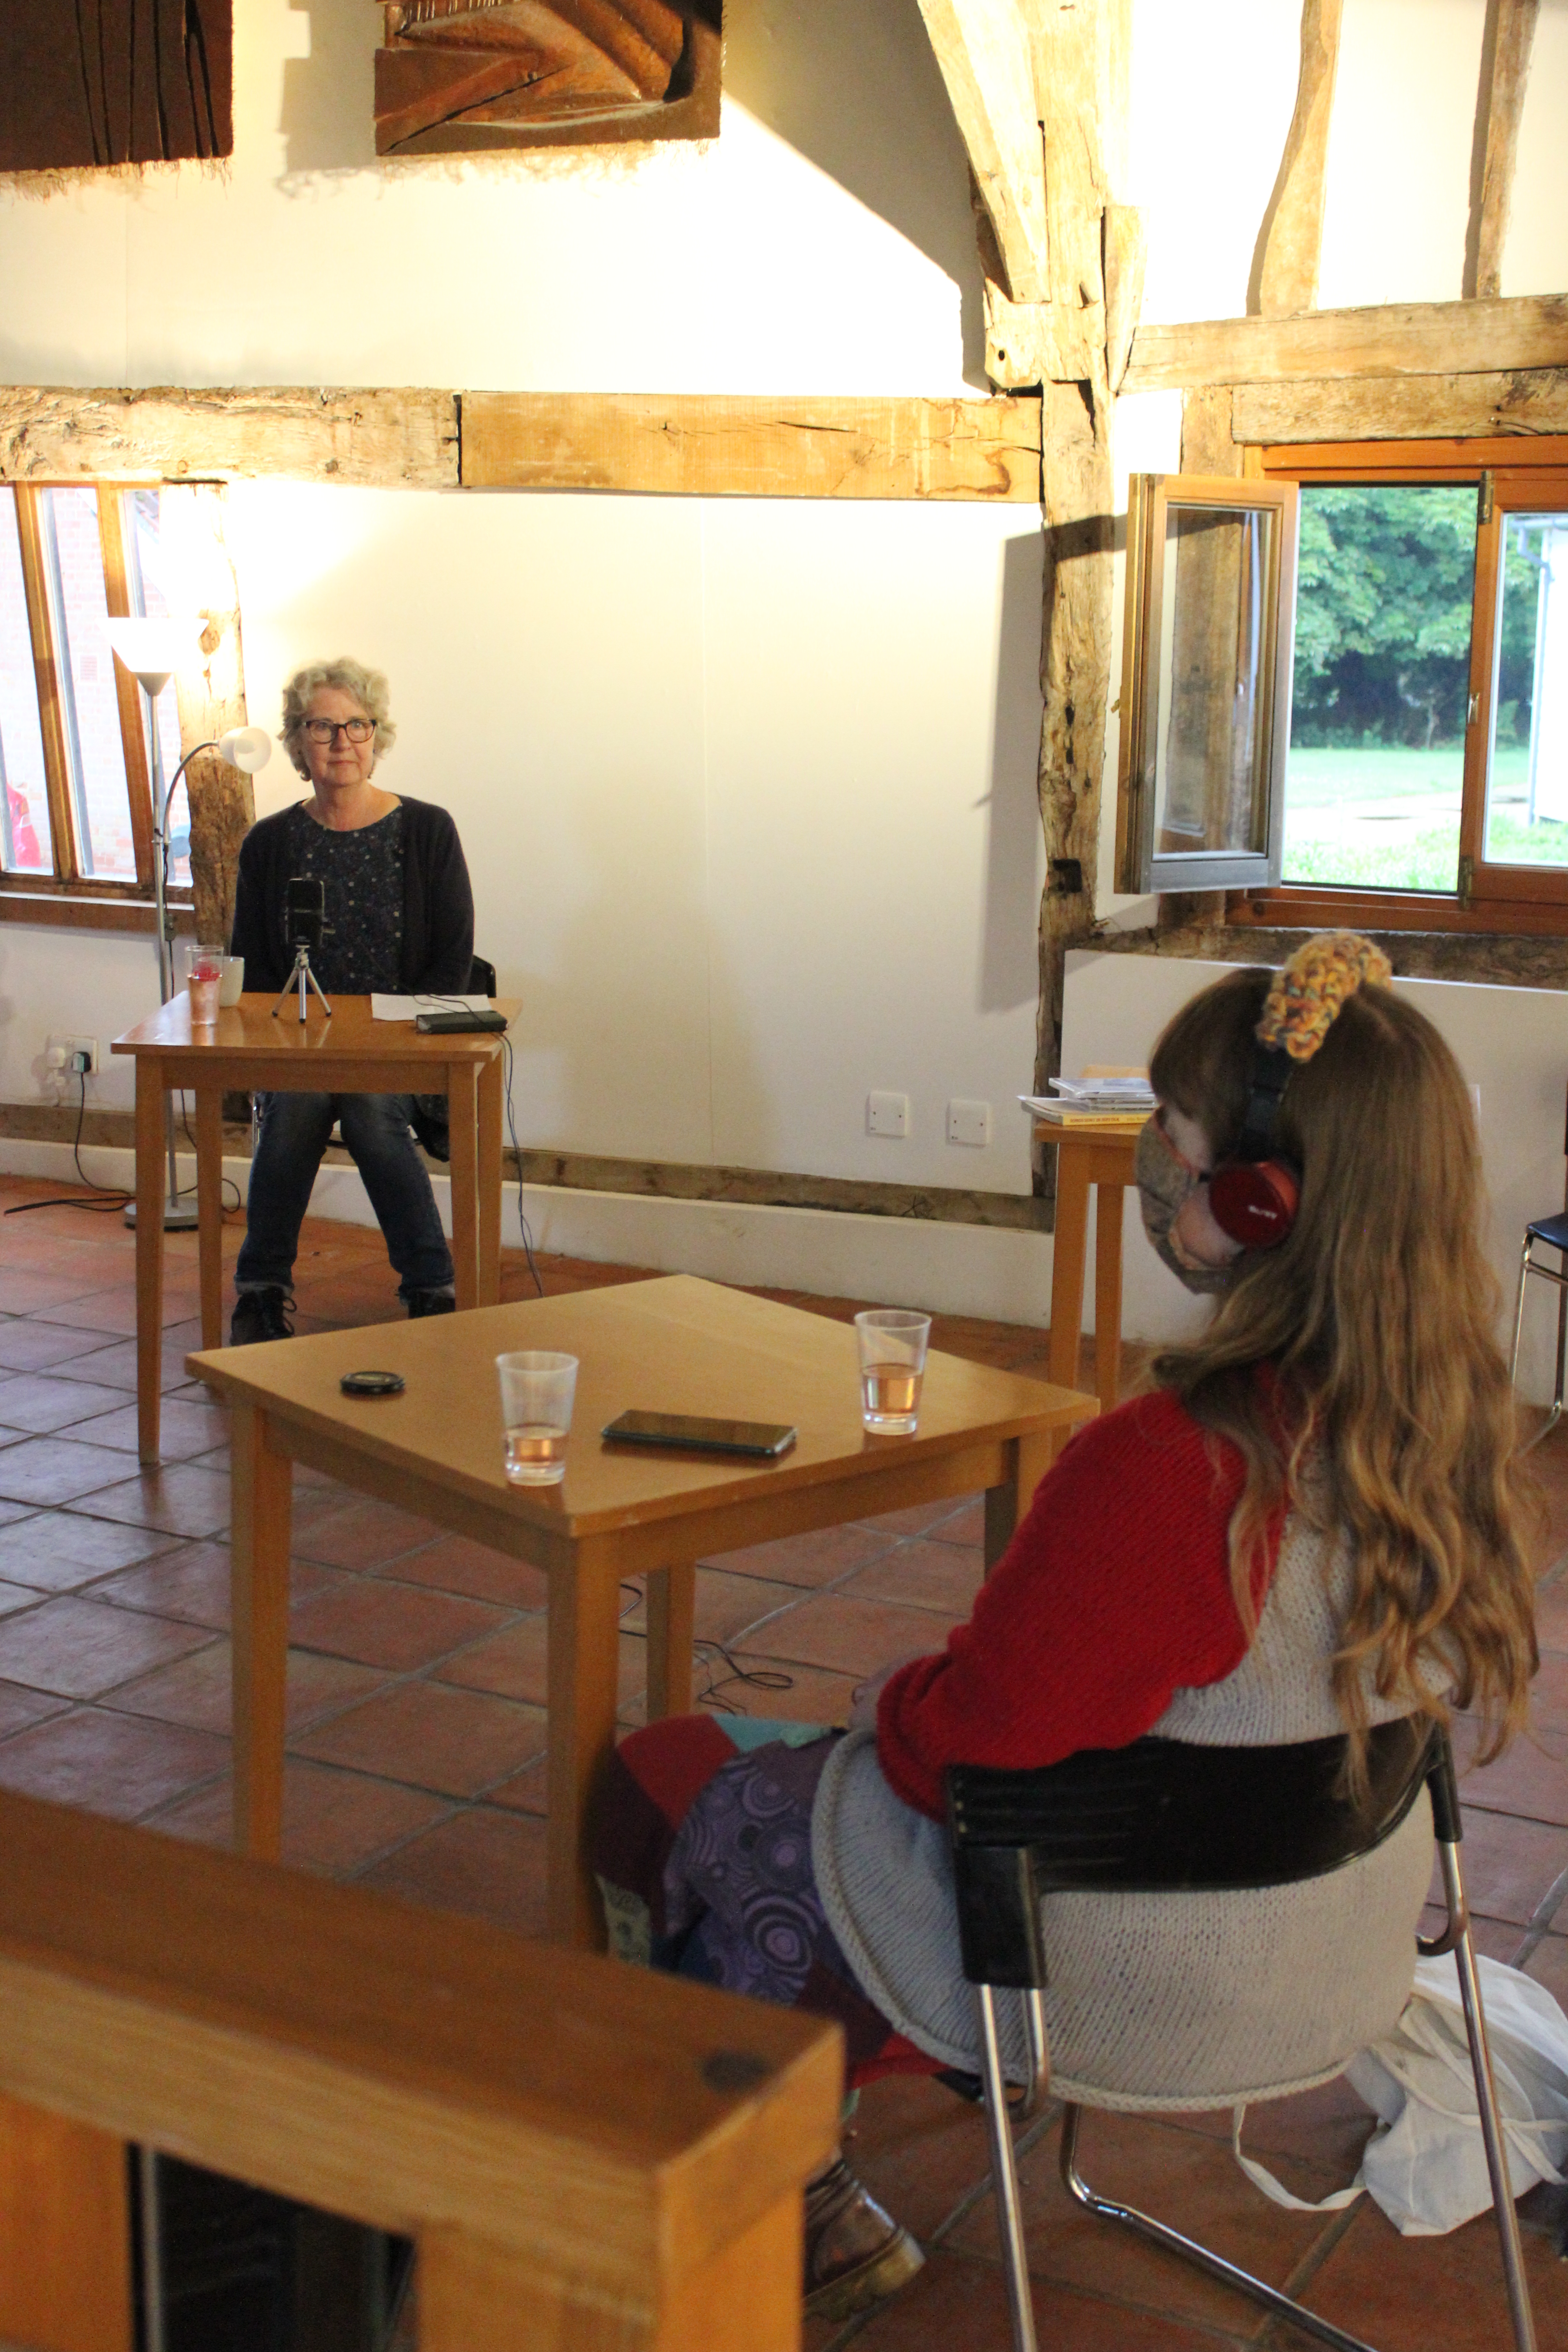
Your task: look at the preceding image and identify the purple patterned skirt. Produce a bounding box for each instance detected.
[590,1712,940,2088]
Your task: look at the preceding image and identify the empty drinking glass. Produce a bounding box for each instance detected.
[496,1350,578,1486]
[854,1309,931,1436]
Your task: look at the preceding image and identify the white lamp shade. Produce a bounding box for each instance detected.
[104,617,193,694]
[217,725,272,775]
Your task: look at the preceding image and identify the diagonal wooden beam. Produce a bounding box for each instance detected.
[1464,0,1539,301]
[916,0,1049,305]
[1248,0,1344,316]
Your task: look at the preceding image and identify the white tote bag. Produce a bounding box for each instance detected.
[1235,1953,1568,2236]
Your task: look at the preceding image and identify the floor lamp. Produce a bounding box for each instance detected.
[106,619,272,1229]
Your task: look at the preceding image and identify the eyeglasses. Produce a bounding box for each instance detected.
[303,717,375,745]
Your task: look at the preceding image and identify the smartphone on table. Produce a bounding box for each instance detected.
[601,1410,796,1459]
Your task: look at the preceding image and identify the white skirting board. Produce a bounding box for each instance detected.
[0,1136,1060,1330]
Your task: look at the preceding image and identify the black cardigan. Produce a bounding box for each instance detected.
[229,796,475,995]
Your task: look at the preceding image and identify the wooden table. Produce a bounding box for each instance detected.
[1037,1117,1147,1416]
[187,1274,1098,1950]
[112,993,518,1466]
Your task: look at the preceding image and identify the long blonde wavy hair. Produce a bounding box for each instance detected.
[1149,962,1537,1763]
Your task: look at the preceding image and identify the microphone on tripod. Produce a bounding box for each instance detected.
[272,877,333,1022]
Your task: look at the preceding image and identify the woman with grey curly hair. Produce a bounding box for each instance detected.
[227,658,475,1343]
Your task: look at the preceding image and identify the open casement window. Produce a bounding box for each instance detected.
[0,482,190,921]
[1131,438,1568,937]
[1116,476,1299,896]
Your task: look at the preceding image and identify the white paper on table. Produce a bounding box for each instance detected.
[370,993,494,1021]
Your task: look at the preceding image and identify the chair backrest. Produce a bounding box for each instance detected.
[946,1719,1438,1990]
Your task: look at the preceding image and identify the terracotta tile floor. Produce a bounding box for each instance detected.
[0,1172,1564,2348]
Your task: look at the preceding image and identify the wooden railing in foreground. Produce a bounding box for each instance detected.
[0,1789,841,2352]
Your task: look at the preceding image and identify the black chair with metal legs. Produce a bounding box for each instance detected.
[946,1724,1538,2352]
[1512,1210,1568,1453]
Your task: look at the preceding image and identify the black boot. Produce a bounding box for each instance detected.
[407,1289,456,1319]
[230,1287,294,1345]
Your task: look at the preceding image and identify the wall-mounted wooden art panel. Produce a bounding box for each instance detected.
[375,0,719,155]
[0,0,232,170]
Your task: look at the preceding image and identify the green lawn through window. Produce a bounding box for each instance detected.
[1281,743,1564,890]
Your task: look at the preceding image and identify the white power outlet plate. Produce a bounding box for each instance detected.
[867,1090,910,1139]
[53,1034,98,1076]
[947,1098,992,1147]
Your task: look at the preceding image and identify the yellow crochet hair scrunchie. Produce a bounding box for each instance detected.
[1256,931,1393,1063]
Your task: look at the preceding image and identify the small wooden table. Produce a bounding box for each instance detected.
[113,994,518,1466]
[187,1275,1098,1949]
[1036,1117,1147,1416]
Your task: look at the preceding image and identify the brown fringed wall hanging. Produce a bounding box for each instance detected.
[0,0,232,171]
[374,0,720,155]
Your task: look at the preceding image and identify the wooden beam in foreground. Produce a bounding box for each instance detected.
[0,387,460,487]
[1248,0,1343,316]
[915,0,1049,305]
[462,392,1044,500]
[1123,292,1568,392]
[1465,0,1539,301]
[0,1787,840,2352]
[1234,368,1568,444]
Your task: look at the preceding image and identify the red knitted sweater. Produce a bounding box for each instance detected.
[875,1388,1285,1821]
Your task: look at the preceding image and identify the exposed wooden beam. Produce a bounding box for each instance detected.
[0,388,458,487]
[916,0,1049,305]
[1249,0,1343,316]
[1028,0,1108,316]
[985,288,1104,389]
[1234,368,1568,444]
[1465,0,1539,301]
[461,393,1044,500]
[1035,380,1112,1101]
[1123,293,1568,392]
[1102,203,1146,395]
[1179,388,1241,478]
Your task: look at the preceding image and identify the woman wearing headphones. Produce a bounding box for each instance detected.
[590,934,1539,2324]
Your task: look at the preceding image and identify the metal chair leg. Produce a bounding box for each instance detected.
[1058,2104,1377,2352]
[975,1985,1039,2352]
[1511,1234,1533,1389]
[1427,1838,1539,2352]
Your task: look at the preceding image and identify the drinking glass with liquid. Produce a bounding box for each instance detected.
[183,942,224,1026]
[854,1309,931,1436]
[496,1350,578,1486]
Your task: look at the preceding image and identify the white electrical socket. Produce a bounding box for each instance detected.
[947,1098,992,1148]
[867,1090,910,1139]
[50,1035,98,1077]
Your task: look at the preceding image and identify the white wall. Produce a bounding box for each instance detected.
[1,1,1567,1321]
[1062,948,1567,1403]
[1129,0,1568,323]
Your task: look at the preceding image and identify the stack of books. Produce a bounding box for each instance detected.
[1020,1073,1156,1127]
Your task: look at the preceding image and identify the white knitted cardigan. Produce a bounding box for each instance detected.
[812,1515,1436,2112]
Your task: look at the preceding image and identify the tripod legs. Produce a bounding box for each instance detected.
[271,951,333,1022]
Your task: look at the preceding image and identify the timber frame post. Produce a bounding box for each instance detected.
[919,1,1135,1154]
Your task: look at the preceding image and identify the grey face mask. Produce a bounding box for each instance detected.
[1135,1114,1238,1297]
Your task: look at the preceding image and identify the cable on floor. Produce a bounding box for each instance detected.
[5,1069,132,1215]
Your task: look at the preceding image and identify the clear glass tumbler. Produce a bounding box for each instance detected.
[183,941,223,1026]
[854,1309,931,1436]
[496,1350,578,1486]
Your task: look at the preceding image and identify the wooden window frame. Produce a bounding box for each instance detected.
[0,480,191,933]
[1229,436,1568,939]
[1116,473,1299,895]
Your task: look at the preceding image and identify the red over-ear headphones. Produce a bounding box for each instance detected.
[1207,1039,1301,1249]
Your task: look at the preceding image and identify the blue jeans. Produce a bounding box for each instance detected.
[235,1092,455,1301]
